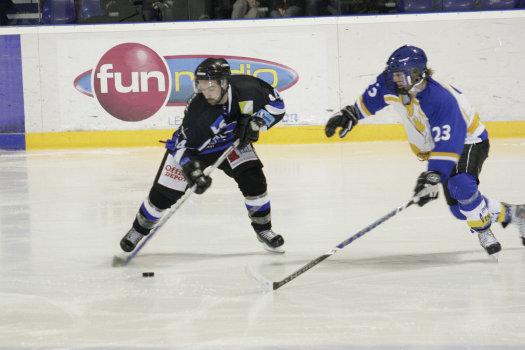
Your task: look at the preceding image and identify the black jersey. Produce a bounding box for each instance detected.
[169,75,285,165]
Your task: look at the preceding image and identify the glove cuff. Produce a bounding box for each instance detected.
[424,171,441,184]
[341,105,360,124]
[253,109,275,128]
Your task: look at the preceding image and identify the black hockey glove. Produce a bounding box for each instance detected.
[414,171,441,207]
[236,115,265,148]
[325,105,359,138]
[182,159,212,195]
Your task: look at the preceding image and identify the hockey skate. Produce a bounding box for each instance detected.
[477,227,501,255]
[502,203,525,245]
[120,227,145,253]
[256,229,285,253]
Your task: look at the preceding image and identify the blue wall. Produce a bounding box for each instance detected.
[0,35,25,150]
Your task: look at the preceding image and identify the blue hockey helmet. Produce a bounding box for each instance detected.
[385,45,428,93]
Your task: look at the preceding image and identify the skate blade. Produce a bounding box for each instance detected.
[260,243,285,254]
[488,252,500,262]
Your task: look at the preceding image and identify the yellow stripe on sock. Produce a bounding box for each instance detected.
[497,203,507,223]
[467,216,491,229]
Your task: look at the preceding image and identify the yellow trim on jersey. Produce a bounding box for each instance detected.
[409,143,421,156]
[412,116,427,134]
[358,95,372,117]
[238,100,254,115]
[409,143,430,160]
[384,95,400,104]
[405,99,414,117]
[429,152,460,161]
[467,113,481,134]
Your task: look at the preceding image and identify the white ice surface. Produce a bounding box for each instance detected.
[1,140,524,349]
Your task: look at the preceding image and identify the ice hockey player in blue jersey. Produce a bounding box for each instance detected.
[120,57,286,254]
[325,44,525,255]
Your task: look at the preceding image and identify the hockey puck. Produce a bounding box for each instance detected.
[142,272,154,277]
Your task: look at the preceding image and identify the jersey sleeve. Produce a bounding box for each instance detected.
[353,72,394,119]
[422,93,467,181]
[252,79,285,130]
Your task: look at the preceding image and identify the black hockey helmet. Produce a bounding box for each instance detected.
[194,58,231,82]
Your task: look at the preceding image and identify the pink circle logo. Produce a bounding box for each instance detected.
[93,43,170,122]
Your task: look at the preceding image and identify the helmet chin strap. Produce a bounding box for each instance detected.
[218,81,229,104]
[407,69,428,95]
[409,78,426,94]
[398,72,427,101]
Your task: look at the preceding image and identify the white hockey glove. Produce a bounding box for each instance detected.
[325,105,359,138]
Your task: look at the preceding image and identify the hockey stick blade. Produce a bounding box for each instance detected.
[271,199,416,290]
[272,253,332,290]
[112,255,127,267]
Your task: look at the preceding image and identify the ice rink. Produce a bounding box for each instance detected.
[1,140,524,349]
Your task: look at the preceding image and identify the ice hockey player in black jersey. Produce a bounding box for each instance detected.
[120,57,286,254]
[325,45,525,255]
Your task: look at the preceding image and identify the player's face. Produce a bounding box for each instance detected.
[196,80,225,105]
[392,71,410,91]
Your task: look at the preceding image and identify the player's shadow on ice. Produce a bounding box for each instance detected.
[272,247,524,272]
[134,251,270,264]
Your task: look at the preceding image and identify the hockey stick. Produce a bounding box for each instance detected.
[267,186,437,290]
[112,140,240,267]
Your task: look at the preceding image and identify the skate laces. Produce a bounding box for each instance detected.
[126,228,143,243]
[258,229,277,241]
[478,229,498,248]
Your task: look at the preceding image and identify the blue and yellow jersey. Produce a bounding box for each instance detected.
[353,72,488,180]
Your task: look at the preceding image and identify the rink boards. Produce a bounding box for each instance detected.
[21,121,525,149]
[1,10,525,149]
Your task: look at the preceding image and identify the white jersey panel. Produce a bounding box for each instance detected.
[385,94,434,160]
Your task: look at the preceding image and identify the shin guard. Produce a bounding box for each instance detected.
[448,173,491,232]
[244,191,271,232]
[133,198,166,235]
